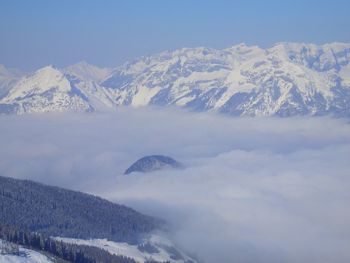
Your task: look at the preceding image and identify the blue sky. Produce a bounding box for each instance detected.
[1,0,349,71]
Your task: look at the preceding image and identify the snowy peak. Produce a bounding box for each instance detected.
[3,66,71,102]
[19,66,65,91]
[100,42,350,117]
[225,43,265,62]
[0,63,119,114]
[1,42,350,117]
[269,42,350,71]
[64,61,112,82]
[0,65,94,114]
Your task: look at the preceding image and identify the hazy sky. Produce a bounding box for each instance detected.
[1,0,350,70]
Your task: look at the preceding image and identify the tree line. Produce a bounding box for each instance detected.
[0,222,146,263]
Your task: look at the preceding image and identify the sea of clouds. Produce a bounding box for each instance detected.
[0,107,349,263]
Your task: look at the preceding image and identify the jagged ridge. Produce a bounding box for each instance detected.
[1,42,350,117]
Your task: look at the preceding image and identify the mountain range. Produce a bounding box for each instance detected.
[1,42,350,117]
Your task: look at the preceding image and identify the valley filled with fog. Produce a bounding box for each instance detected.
[0,107,349,263]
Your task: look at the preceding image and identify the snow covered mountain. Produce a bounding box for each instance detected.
[63,60,112,82]
[0,66,94,114]
[1,42,350,117]
[0,64,116,114]
[103,42,350,117]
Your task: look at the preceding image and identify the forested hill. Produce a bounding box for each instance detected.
[0,176,160,244]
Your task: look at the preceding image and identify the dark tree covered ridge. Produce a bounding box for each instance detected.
[124,155,183,174]
[0,175,161,244]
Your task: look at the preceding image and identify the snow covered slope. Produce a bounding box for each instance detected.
[0,64,115,114]
[64,60,112,82]
[0,66,94,114]
[55,234,197,263]
[0,240,53,263]
[0,250,53,263]
[1,42,350,116]
[103,42,350,117]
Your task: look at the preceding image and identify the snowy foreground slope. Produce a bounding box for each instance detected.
[0,42,350,116]
[0,175,197,263]
[0,250,53,263]
[0,240,53,263]
[55,234,197,263]
[0,236,196,263]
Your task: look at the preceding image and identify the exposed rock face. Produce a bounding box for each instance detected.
[124,155,183,174]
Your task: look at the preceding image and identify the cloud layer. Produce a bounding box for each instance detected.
[0,107,350,263]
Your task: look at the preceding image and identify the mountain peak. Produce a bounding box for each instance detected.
[124,155,183,175]
[74,60,90,66]
[1,42,350,117]
[64,61,112,82]
[2,66,68,101]
[67,60,96,69]
[323,42,350,52]
[0,65,95,114]
[33,65,63,78]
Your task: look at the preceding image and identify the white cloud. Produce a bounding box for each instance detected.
[0,107,350,263]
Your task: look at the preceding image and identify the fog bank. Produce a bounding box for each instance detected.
[0,108,349,263]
